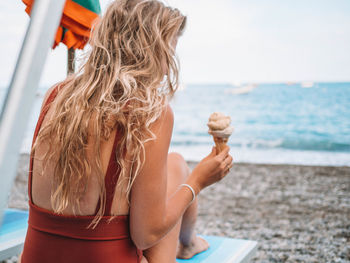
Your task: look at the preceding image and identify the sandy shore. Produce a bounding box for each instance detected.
[3,154,350,263]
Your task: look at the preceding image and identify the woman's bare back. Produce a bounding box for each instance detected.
[31,87,129,216]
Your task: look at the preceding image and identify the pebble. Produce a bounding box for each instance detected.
[2,156,350,262]
[189,162,350,263]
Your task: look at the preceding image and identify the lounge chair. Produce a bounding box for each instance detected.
[0,208,29,261]
[177,235,257,263]
[0,208,257,262]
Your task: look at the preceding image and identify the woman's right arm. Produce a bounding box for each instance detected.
[129,105,232,250]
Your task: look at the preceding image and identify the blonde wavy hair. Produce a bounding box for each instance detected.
[32,0,186,226]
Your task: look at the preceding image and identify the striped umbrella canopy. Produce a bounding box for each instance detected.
[23,0,101,50]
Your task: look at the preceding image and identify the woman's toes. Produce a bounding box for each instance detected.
[177,236,209,259]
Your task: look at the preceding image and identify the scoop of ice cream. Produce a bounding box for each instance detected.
[208,126,234,138]
[207,112,234,138]
[207,112,231,131]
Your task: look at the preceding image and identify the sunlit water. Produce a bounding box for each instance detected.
[169,82,350,166]
[1,82,349,166]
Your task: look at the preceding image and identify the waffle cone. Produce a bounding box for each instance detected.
[213,136,228,153]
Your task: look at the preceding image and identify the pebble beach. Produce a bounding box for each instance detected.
[3,154,350,263]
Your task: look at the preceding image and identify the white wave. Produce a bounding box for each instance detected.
[21,136,350,166]
[250,138,283,148]
[169,145,350,167]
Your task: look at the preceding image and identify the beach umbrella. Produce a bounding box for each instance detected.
[22,0,101,74]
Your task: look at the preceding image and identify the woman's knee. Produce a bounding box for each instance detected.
[167,152,190,193]
[168,152,189,176]
[168,152,186,165]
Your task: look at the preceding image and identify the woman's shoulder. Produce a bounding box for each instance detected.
[145,103,174,146]
[163,103,174,122]
[153,103,174,129]
[40,84,60,112]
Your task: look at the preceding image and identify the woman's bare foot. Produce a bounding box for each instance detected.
[176,235,209,259]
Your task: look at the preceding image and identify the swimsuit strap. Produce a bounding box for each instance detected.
[100,130,121,216]
[28,85,60,202]
[29,85,121,216]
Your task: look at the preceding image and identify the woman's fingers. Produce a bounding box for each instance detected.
[216,146,230,161]
[210,147,217,157]
[220,161,233,177]
[219,151,232,167]
[225,155,233,167]
[203,147,217,162]
[220,155,233,176]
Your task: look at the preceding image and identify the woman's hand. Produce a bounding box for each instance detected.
[186,146,233,194]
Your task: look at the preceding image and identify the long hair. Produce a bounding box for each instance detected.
[32,0,186,227]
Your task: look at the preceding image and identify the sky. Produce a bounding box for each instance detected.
[0,0,349,87]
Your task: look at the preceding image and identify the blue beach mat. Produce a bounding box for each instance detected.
[0,209,257,262]
[176,236,257,263]
[0,209,29,261]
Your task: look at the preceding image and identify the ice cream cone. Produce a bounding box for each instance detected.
[207,112,234,154]
[213,136,228,153]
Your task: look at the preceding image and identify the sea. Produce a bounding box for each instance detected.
[1,82,349,166]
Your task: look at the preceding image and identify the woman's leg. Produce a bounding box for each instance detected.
[143,153,208,263]
[176,197,208,259]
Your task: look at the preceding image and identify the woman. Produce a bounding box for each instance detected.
[20,0,233,262]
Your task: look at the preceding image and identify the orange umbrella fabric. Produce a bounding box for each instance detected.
[23,0,101,50]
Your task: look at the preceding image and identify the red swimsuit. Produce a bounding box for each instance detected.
[21,86,142,263]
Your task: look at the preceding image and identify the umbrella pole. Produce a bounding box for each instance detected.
[0,0,66,226]
[67,48,75,75]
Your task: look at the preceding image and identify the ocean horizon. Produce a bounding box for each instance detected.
[1,82,349,166]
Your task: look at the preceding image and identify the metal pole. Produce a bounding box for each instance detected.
[67,48,75,75]
[0,0,66,226]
